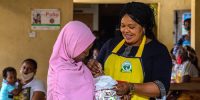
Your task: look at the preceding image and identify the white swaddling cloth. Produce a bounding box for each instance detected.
[94,75,120,100]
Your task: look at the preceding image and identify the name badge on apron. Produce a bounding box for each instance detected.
[121,61,132,72]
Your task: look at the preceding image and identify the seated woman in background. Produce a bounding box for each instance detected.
[184,45,200,76]
[171,46,199,83]
[19,58,46,100]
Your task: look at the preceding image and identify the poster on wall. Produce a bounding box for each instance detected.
[31,9,60,30]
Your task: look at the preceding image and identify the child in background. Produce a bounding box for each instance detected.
[0,67,21,100]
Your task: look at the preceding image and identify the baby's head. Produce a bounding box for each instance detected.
[3,67,17,84]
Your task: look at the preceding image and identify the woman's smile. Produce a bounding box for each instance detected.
[124,33,135,40]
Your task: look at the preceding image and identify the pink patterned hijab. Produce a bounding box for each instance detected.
[47,21,95,100]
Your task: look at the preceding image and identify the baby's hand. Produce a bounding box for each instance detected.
[11,89,21,96]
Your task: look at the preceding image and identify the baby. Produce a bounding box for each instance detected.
[0,67,22,100]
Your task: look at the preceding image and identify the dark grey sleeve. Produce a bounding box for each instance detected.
[153,80,166,97]
[151,45,172,98]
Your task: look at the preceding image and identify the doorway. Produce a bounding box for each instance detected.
[173,10,191,44]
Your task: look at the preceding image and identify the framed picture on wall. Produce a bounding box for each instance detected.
[31,9,60,30]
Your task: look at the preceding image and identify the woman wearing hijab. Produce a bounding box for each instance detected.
[47,21,95,100]
[88,2,172,100]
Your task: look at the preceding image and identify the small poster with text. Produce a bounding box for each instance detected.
[31,9,60,30]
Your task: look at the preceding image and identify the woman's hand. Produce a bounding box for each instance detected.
[87,59,104,77]
[121,94,132,100]
[115,81,130,96]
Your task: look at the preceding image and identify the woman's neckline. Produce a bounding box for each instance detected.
[124,38,153,47]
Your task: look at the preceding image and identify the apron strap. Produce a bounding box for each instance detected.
[112,35,146,57]
[112,39,125,53]
[135,35,146,57]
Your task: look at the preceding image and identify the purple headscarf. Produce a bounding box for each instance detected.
[47,21,95,100]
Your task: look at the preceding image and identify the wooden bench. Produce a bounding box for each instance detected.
[169,77,200,100]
